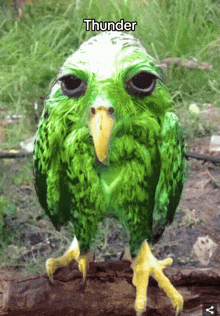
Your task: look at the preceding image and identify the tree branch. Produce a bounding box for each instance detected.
[185,152,220,164]
[0,260,220,315]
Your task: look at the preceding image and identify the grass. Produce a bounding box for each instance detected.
[0,0,219,145]
[0,0,219,275]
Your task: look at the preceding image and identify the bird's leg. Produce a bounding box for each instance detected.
[132,240,183,316]
[46,236,92,289]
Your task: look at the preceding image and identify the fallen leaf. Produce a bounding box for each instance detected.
[193,235,218,265]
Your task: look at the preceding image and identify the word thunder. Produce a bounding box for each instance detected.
[83,19,137,31]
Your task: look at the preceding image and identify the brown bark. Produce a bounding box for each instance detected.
[184,152,220,164]
[159,58,213,71]
[0,260,220,316]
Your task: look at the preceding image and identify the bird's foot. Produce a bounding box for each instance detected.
[46,236,92,288]
[132,240,183,316]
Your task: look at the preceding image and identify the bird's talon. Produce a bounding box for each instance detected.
[133,241,184,316]
[134,295,147,314]
[80,278,87,293]
[46,258,59,282]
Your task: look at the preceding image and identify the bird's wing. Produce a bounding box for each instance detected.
[152,112,185,243]
[33,115,73,230]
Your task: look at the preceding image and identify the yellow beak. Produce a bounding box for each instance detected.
[89,106,114,163]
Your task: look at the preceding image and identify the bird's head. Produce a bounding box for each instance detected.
[46,32,171,165]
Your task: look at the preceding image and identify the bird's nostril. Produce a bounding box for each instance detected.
[91,107,96,115]
[108,108,114,115]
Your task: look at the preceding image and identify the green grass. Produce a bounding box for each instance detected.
[0,0,219,275]
[0,0,219,146]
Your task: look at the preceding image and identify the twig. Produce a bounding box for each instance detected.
[184,152,220,164]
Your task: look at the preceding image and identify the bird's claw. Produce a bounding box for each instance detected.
[48,272,53,282]
[46,257,60,282]
[78,255,88,292]
[174,292,184,316]
[133,241,183,316]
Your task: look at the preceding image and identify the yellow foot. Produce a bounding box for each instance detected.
[46,236,88,287]
[132,240,183,316]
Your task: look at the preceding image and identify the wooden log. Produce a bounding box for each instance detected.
[0,260,220,315]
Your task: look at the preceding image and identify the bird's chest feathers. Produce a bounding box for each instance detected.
[94,163,121,198]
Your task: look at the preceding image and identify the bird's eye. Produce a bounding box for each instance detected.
[126,71,157,97]
[59,75,87,98]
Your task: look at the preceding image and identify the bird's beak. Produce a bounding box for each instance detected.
[89,106,114,163]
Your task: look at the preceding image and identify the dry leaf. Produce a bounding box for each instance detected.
[193,235,218,265]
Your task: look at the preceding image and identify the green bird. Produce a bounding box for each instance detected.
[33,31,185,315]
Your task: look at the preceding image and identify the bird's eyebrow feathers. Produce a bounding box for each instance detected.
[56,61,163,85]
[119,61,161,82]
[56,68,89,82]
